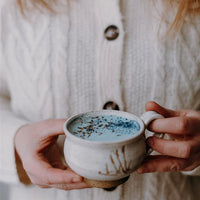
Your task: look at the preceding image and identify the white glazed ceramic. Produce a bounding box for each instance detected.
[63,110,163,181]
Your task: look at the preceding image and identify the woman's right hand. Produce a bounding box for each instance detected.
[14,119,90,190]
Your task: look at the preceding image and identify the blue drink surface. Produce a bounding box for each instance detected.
[68,115,141,142]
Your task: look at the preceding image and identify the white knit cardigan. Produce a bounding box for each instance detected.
[1,0,200,199]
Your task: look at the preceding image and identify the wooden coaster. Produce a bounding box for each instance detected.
[84,176,129,188]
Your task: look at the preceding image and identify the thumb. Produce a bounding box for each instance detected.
[39,119,66,138]
[145,101,179,118]
[32,119,66,151]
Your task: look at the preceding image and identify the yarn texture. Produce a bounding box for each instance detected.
[0,0,200,199]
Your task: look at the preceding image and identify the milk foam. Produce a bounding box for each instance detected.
[68,115,141,142]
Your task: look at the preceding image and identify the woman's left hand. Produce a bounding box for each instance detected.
[137,101,200,174]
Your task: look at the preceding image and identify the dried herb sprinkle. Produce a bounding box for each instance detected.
[68,115,141,142]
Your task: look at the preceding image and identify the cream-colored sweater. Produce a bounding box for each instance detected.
[1,0,200,199]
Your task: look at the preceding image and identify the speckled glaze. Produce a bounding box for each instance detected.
[64,110,163,181]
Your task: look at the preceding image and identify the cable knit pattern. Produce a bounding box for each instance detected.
[1,0,200,200]
[94,0,124,110]
[49,0,70,118]
[121,0,159,115]
[2,4,54,121]
[151,2,200,111]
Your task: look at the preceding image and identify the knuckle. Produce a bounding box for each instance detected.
[170,164,180,171]
[177,117,190,134]
[170,161,183,171]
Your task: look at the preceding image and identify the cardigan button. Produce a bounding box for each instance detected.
[104,25,119,40]
[103,101,120,110]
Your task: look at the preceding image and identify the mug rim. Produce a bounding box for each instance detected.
[63,110,145,146]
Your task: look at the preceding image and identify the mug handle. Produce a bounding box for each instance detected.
[140,111,164,155]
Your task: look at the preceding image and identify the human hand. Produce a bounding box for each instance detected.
[137,101,200,174]
[14,119,90,190]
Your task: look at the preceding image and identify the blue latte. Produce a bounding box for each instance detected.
[68,115,141,142]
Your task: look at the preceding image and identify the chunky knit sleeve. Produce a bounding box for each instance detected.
[0,10,28,184]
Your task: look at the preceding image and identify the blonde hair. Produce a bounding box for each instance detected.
[17,0,200,31]
[169,0,200,31]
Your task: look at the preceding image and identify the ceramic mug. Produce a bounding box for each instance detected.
[63,110,163,188]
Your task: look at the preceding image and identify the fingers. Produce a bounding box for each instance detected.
[46,168,83,185]
[145,102,200,135]
[145,101,179,118]
[140,102,200,174]
[15,119,91,190]
[137,155,190,173]
[32,159,90,190]
[25,156,83,186]
[148,116,200,135]
[44,168,83,185]
[147,136,200,159]
[31,162,91,190]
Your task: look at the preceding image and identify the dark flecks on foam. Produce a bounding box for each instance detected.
[69,115,140,141]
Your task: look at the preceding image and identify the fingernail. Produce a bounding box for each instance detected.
[147,138,154,146]
[72,176,82,183]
